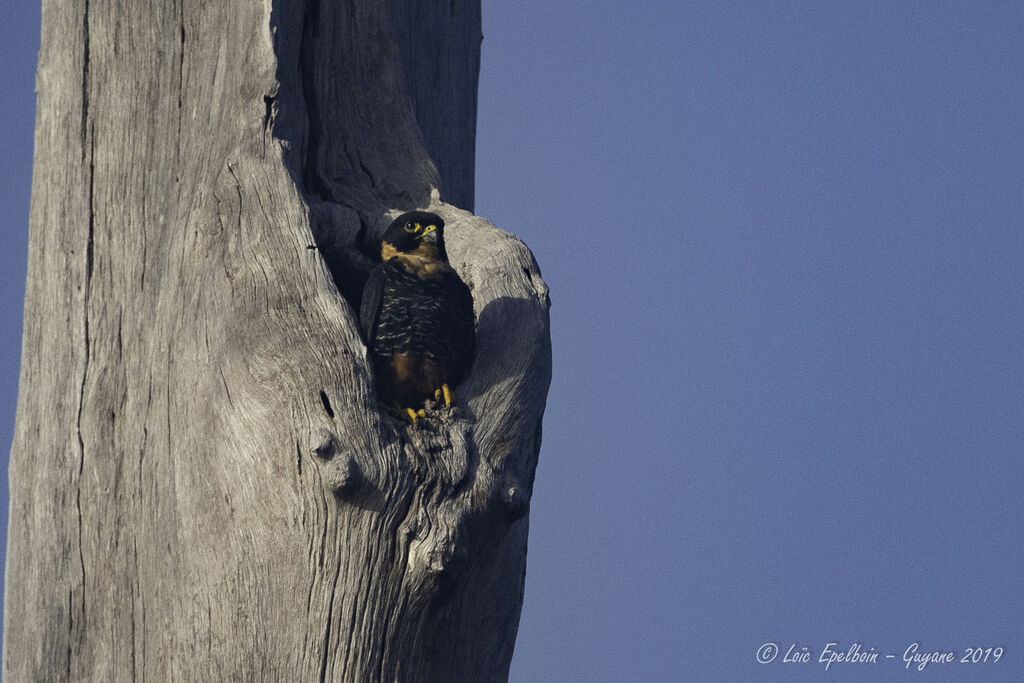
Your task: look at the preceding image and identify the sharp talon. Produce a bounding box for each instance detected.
[405,408,418,425]
[434,388,442,402]
[416,408,426,417]
[441,384,454,407]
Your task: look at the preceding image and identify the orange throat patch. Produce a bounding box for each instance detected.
[381,241,451,279]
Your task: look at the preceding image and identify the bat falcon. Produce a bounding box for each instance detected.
[359,211,475,422]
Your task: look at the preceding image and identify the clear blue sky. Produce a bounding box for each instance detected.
[3,2,1024,681]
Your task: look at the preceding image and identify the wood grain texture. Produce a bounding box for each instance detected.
[4,0,550,681]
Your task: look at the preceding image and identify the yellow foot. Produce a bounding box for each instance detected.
[433,384,455,407]
[404,407,426,425]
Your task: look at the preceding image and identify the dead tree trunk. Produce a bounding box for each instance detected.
[3,1,551,680]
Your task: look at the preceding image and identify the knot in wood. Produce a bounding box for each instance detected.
[327,455,363,498]
[313,429,337,459]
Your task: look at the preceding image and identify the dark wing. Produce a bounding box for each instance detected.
[443,273,476,386]
[359,266,386,347]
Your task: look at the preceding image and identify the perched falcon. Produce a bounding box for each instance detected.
[359,211,475,422]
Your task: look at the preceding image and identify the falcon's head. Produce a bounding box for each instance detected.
[381,211,447,262]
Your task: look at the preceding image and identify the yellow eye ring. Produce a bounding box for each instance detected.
[403,222,416,233]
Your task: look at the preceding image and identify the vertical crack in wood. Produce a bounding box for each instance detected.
[80,0,90,159]
[130,537,139,679]
[263,95,276,133]
[177,2,185,112]
[174,0,186,190]
[72,0,97,655]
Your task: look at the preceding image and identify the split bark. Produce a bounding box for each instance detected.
[3,1,551,681]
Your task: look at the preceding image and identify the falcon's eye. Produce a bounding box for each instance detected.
[403,222,417,233]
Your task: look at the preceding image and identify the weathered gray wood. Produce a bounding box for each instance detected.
[4,1,550,681]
